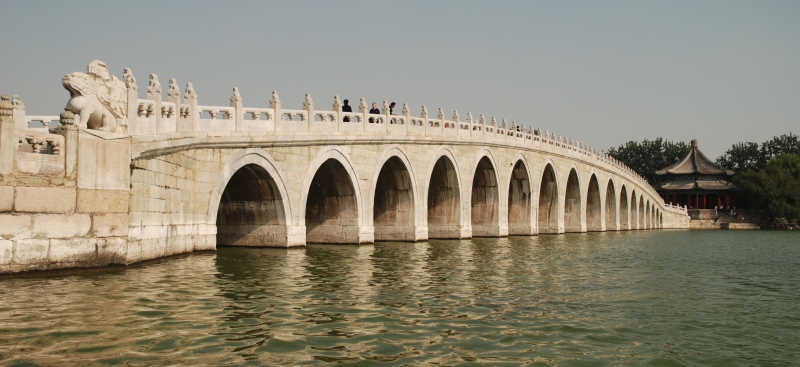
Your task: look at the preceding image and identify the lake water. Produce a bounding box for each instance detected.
[1,230,798,366]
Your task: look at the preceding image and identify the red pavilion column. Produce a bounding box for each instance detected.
[703,195,707,209]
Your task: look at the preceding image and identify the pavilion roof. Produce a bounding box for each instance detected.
[655,139,734,176]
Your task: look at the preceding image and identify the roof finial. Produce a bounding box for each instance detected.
[691,139,698,148]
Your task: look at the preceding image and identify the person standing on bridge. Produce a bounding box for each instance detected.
[389,102,397,115]
[342,99,352,122]
[369,102,379,123]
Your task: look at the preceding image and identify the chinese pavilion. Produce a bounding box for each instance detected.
[655,139,735,210]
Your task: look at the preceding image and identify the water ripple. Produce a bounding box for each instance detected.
[0,230,799,365]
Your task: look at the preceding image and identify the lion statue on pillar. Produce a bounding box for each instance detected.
[62,60,128,133]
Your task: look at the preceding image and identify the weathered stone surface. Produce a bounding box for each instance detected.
[0,186,13,211]
[0,214,31,238]
[32,214,91,238]
[0,240,13,264]
[77,189,130,213]
[15,186,76,213]
[92,214,129,237]
[98,237,127,264]
[77,132,131,190]
[14,239,49,263]
[49,238,96,263]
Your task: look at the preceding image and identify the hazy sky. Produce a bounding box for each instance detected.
[2,1,798,158]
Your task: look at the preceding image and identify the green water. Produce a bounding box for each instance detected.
[1,230,798,366]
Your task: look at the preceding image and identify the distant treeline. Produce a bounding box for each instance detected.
[607,133,800,221]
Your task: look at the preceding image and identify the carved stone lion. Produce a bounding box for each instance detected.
[62,60,127,133]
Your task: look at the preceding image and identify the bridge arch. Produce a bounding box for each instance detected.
[564,168,583,233]
[605,178,617,231]
[638,195,645,230]
[470,149,501,237]
[370,146,419,241]
[631,190,638,229]
[425,147,464,239]
[507,153,533,235]
[620,184,629,230]
[209,149,294,247]
[300,147,364,243]
[586,173,602,232]
[537,161,560,234]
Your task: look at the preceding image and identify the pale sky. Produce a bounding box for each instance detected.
[2,1,798,158]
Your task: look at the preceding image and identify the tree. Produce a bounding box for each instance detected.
[607,138,690,185]
[734,154,800,221]
[717,133,800,171]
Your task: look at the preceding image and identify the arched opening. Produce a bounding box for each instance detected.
[564,169,582,233]
[645,202,651,229]
[605,180,617,231]
[373,157,415,241]
[428,156,461,239]
[538,164,559,234]
[620,186,629,230]
[216,164,286,247]
[508,160,532,235]
[586,175,602,232]
[656,208,661,229]
[305,159,359,243]
[638,197,645,230]
[631,191,638,229]
[471,156,500,237]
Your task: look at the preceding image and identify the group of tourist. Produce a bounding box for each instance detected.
[340,99,397,123]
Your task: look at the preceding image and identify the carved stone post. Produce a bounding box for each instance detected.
[303,93,313,131]
[147,74,162,128]
[184,83,198,131]
[57,108,78,177]
[269,91,281,124]
[332,95,342,131]
[358,98,367,132]
[124,68,138,135]
[420,105,428,135]
[0,96,15,175]
[230,87,243,131]
[12,95,26,130]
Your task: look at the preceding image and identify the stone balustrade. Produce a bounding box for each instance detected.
[116,81,673,213]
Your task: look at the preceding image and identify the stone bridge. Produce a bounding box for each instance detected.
[0,61,688,274]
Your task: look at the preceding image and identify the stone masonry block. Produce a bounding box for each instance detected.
[49,238,97,263]
[77,189,130,213]
[0,214,32,238]
[32,214,92,239]
[92,214,129,237]
[15,186,76,213]
[14,239,49,264]
[0,186,13,211]
[0,240,13,265]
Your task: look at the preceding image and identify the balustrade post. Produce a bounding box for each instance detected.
[0,96,15,175]
[12,95,26,130]
[358,98,367,132]
[270,90,281,126]
[57,107,78,177]
[230,87,243,131]
[147,74,162,128]
[123,68,138,135]
[381,101,389,131]
[333,95,342,132]
[184,82,198,131]
[303,93,313,132]
[420,105,428,136]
